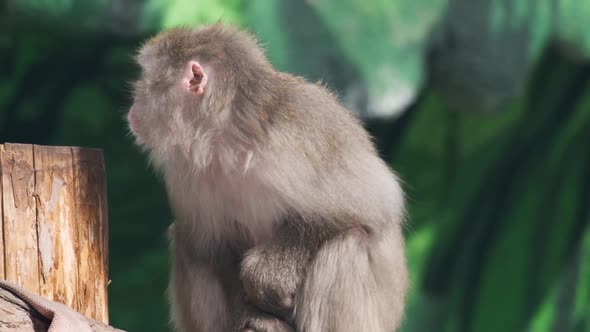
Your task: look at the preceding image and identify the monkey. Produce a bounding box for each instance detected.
[127,24,409,332]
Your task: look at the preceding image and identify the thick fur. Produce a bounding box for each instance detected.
[129,24,408,331]
[297,226,407,331]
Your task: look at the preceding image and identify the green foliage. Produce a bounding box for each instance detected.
[557,0,590,56]
[311,0,443,112]
[142,0,244,30]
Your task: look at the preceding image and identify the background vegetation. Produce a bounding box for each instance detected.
[2,1,589,331]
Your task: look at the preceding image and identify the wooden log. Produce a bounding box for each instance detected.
[0,285,51,331]
[0,286,123,331]
[0,143,110,324]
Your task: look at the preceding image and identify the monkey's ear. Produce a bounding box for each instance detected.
[185,61,208,96]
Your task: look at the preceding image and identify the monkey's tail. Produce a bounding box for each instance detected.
[294,225,408,332]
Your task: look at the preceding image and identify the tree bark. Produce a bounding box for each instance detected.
[0,143,109,323]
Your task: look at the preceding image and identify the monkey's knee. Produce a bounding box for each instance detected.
[240,272,295,316]
[240,250,297,318]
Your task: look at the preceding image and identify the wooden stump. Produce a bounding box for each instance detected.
[0,143,109,324]
[0,286,123,331]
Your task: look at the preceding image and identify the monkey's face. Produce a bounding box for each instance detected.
[127,53,212,156]
[128,25,270,166]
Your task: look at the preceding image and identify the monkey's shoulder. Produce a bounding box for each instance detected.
[269,75,373,152]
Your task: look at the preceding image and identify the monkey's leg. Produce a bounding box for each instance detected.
[228,258,295,332]
[295,225,409,332]
[169,259,231,332]
[169,222,293,332]
[168,223,243,332]
[169,261,233,332]
[240,240,308,323]
[239,215,337,327]
[170,247,292,332]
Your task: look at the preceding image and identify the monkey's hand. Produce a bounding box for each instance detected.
[240,243,307,322]
[240,215,335,325]
[235,305,295,332]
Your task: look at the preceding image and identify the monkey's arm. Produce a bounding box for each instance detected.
[240,214,338,323]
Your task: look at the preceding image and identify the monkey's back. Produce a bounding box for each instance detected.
[259,73,405,230]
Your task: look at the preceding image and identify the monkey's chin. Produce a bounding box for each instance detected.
[127,122,148,148]
[127,108,146,143]
[131,134,146,147]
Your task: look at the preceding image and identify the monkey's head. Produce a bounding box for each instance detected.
[127,24,275,163]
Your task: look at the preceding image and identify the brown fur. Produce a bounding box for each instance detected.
[128,24,408,332]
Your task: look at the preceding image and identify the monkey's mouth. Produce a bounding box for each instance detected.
[127,106,138,131]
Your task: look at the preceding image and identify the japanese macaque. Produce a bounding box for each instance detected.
[127,23,408,332]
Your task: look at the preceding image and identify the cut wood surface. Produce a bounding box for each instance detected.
[0,143,110,324]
